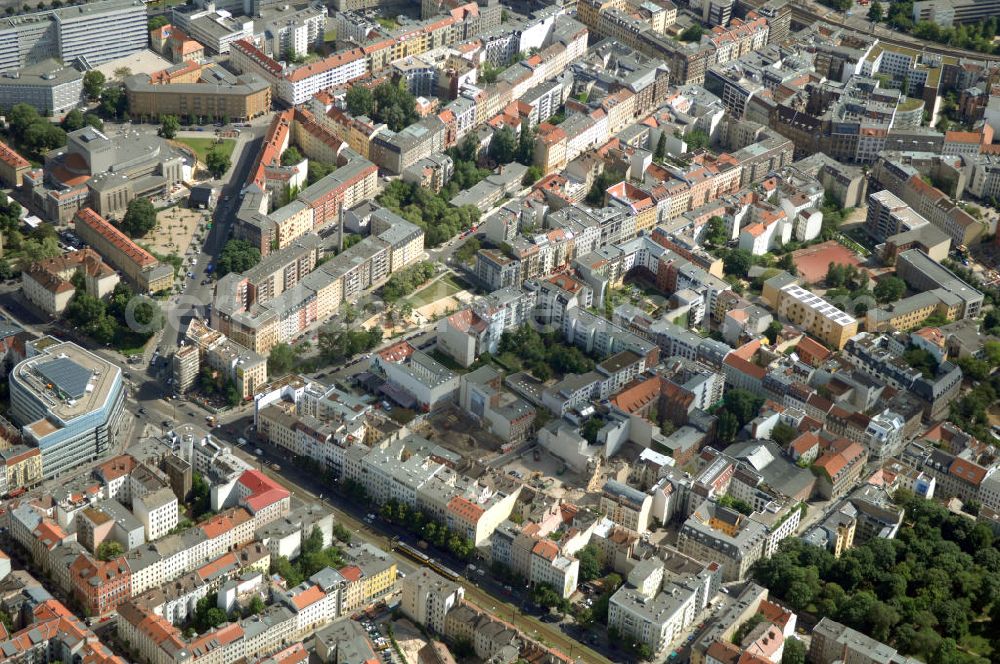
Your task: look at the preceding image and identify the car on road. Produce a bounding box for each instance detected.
[138,407,146,415]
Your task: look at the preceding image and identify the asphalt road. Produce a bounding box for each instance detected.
[159,123,268,355]
[239,434,616,664]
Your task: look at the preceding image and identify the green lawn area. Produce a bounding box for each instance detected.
[406,274,465,308]
[376,17,400,30]
[175,137,235,164]
[324,29,337,41]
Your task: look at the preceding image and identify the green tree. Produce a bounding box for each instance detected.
[522,165,543,185]
[148,15,169,31]
[782,638,807,664]
[158,114,180,139]
[771,421,798,447]
[345,85,374,117]
[205,146,231,178]
[268,343,298,375]
[577,544,602,582]
[19,237,61,265]
[247,595,265,616]
[777,253,797,275]
[723,249,753,277]
[332,523,352,543]
[120,198,157,237]
[308,160,336,185]
[517,120,535,165]
[83,70,106,100]
[874,276,906,303]
[868,0,884,21]
[371,80,418,131]
[61,108,85,131]
[704,216,729,248]
[217,239,261,276]
[680,24,704,41]
[765,320,784,345]
[191,472,211,516]
[584,169,623,206]
[99,86,125,119]
[902,347,938,378]
[654,133,667,161]
[280,146,303,166]
[96,541,124,560]
[685,128,710,151]
[490,126,518,164]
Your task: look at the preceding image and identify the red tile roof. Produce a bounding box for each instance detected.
[74,208,157,269]
[339,565,363,582]
[0,139,30,169]
[447,496,485,523]
[238,470,290,514]
[290,585,325,610]
[531,539,559,561]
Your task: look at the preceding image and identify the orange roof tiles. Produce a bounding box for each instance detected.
[339,565,363,582]
[446,309,487,334]
[34,520,67,549]
[0,139,30,169]
[814,440,864,479]
[200,507,251,539]
[238,469,290,513]
[609,375,662,414]
[944,130,982,145]
[949,457,987,486]
[232,39,282,77]
[248,109,293,189]
[790,431,819,456]
[531,539,559,561]
[795,335,831,365]
[291,585,325,610]
[74,208,157,269]
[378,340,415,363]
[96,454,137,482]
[447,495,485,523]
[286,48,365,83]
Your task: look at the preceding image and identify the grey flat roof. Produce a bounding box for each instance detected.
[36,356,92,400]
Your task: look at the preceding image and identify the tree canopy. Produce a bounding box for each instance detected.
[7,104,66,157]
[680,24,704,41]
[874,276,906,303]
[376,180,480,247]
[498,325,595,381]
[714,388,764,443]
[158,115,180,139]
[65,283,163,349]
[723,249,753,277]
[753,491,1000,661]
[345,86,374,117]
[381,261,435,303]
[585,169,623,206]
[83,70,105,100]
[217,239,261,276]
[267,343,300,376]
[280,146,303,166]
[206,146,231,178]
[119,198,157,237]
[370,81,419,131]
[317,324,382,366]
